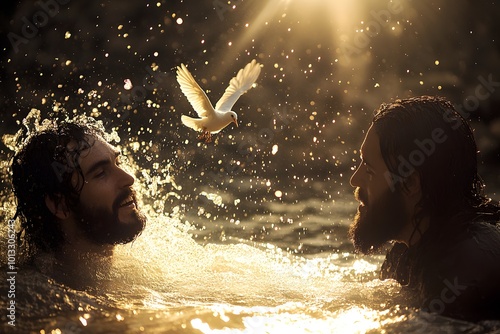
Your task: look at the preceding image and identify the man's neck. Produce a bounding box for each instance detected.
[51,239,114,290]
[62,237,114,257]
[397,215,430,247]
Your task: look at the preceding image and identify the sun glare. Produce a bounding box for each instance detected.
[189,304,392,333]
[228,0,370,66]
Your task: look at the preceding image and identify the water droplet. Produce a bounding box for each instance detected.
[124,79,133,90]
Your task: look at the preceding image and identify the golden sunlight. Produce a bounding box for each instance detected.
[188,304,396,333]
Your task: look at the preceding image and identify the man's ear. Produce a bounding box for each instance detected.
[45,194,71,220]
[402,171,421,198]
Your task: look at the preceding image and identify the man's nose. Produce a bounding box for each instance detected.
[350,165,362,188]
[118,167,135,187]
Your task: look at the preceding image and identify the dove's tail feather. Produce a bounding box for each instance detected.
[181,115,206,132]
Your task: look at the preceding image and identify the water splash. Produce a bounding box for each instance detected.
[1,111,495,334]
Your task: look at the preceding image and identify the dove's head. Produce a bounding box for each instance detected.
[227,111,238,127]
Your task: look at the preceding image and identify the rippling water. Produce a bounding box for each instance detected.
[2,177,500,333]
[2,0,500,331]
[0,111,499,334]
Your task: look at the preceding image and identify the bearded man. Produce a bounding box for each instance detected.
[11,119,146,289]
[349,96,500,321]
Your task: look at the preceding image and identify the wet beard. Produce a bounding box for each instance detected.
[349,187,409,254]
[73,189,146,246]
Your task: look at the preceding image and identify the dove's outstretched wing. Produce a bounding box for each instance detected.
[215,59,261,112]
[176,64,215,118]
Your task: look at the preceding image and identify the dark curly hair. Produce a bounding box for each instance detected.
[372,95,499,223]
[11,120,105,258]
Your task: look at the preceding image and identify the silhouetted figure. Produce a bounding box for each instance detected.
[349,96,500,321]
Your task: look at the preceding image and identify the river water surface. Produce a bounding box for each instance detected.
[2,1,500,332]
[1,113,500,333]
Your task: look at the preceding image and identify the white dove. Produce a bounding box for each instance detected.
[176,59,261,142]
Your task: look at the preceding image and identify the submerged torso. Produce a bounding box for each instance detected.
[381,216,500,321]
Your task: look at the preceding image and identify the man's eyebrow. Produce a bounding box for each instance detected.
[85,151,120,177]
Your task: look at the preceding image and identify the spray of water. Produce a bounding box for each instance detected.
[1,109,484,333]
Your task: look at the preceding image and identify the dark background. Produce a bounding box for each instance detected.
[1,0,499,215]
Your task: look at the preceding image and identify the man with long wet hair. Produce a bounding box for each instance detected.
[11,119,146,289]
[349,96,500,321]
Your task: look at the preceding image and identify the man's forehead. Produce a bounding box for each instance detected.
[76,136,117,165]
[361,126,377,150]
[360,125,384,165]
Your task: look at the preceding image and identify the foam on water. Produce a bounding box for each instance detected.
[65,209,409,333]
